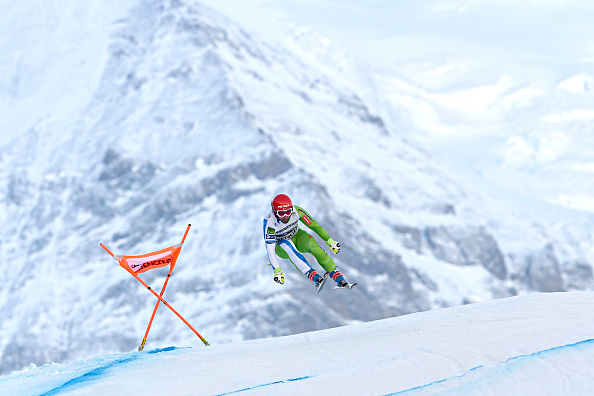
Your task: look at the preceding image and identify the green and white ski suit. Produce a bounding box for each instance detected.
[263,205,336,277]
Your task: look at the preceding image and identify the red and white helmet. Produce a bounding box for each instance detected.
[272,194,293,218]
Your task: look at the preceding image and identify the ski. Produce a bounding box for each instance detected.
[334,282,357,290]
[316,273,329,294]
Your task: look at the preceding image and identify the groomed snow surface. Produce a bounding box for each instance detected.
[2,291,593,395]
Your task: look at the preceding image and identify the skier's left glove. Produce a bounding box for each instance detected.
[326,238,341,254]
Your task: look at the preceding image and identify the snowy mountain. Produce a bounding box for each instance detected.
[2,292,594,395]
[1,0,593,376]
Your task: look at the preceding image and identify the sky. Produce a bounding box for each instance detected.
[1,291,593,395]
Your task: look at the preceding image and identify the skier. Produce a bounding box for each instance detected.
[263,193,356,292]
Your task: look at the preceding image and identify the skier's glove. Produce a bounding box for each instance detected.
[273,267,285,284]
[326,238,341,254]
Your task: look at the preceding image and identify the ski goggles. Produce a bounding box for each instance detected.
[276,208,292,217]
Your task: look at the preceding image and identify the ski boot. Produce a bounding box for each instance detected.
[315,272,329,294]
[334,279,357,289]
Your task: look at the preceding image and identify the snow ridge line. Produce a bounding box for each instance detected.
[39,346,182,396]
[384,338,594,395]
[213,375,315,396]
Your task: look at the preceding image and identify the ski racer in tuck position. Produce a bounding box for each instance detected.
[263,194,356,292]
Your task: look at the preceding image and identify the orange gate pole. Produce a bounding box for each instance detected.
[139,224,191,351]
[127,270,209,346]
[100,236,210,347]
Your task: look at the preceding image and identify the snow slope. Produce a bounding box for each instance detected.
[2,291,594,395]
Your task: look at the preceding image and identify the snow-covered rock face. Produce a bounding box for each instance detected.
[0,0,592,375]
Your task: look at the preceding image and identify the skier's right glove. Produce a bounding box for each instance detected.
[273,267,285,284]
[326,238,341,254]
